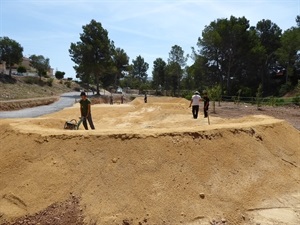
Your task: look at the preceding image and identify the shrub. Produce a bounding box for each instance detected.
[17,66,27,74]
[292,95,300,105]
[47,78,54,87]
[279,82,293,96]
[65,81,71,88]
[183,91,193,101]
[255,84,263,109]
[24,76,39,84]
[267,97,285,106]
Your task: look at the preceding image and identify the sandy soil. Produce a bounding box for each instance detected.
[0,96,299,225]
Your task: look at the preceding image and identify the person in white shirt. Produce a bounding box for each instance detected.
[189,91,201,119]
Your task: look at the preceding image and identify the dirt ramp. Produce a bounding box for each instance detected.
[0,119,299,225]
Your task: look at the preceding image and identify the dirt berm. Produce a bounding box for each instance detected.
[0,97,299,225]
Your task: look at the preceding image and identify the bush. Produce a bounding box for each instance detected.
[47,78,54,87]
[183,91,193,101]
[240,86,253,97]
[292,95,300,105]
[24,76,39,84]
[279,82,293,96]
[17,66,27,74]
[267,97,285,106]
[65,81,71,88]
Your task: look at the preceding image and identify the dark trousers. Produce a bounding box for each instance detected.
[82,114,95,130]
[204,106,209,118]
[192,105,199,119]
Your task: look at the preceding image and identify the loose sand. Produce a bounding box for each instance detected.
[0,96,299,225]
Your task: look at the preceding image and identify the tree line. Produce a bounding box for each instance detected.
[0,37,53,80]
[1,15,299,97]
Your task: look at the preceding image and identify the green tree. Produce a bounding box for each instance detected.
[0,37,23,76]
[186,54,210,91]
[112,47,129,88]
[242,27,266,93]
[69,19,114,95]
[207,84,222,113]
[55,71,65,79]
[119,64,134,89]
[17,66,26,74]
[152,58,167,92]
[167,45,187,96]
[132,55,149,85]
[165,61,181,96]
[255,19,282,95]
[29,54,50,79]
[276,19,300,86]
[168,45,187,67]
[256,83,263,109]
[198,16,255,95]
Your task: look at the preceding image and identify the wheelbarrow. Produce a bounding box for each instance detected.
[64,117,84,130]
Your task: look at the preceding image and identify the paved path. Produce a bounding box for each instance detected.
[0,92,82,118]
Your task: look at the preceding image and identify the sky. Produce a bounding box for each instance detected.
[0,0,299,80]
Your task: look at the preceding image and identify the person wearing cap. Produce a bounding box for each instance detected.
[79,92,95,130]
[189,91,201,119]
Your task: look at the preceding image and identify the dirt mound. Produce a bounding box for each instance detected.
[0,97,299,225]
[0,97,59,111]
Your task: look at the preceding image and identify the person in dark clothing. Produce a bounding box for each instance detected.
[202,91,210,118]
[79,92,95,130]
[110,94,114,105]
[144,92,147,103]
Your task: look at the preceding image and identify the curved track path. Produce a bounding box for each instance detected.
[0,92,81,118]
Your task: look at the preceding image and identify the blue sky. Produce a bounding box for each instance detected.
[1,0,299,80]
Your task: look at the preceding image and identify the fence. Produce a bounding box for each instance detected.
[221,95,300,106]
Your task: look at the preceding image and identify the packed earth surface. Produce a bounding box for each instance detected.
[0,95,299,225]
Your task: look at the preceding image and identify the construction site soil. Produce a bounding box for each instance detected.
[0,96,299,225]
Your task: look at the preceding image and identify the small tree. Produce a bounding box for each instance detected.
[256,83,263,109]
[167,45,188,96]
[17,66,27,74]
[69,19,114,95]
[233,89,242,106]
[29,54,50,80]
[0,37,23,76]
[55,70,65,79]
[112,47,130,89]
[132,55,149,84]
[208,84,222,113]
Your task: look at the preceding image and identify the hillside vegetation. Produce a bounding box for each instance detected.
[0,75,80,101]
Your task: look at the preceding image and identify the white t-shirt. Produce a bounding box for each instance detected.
[191,94,201,106]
